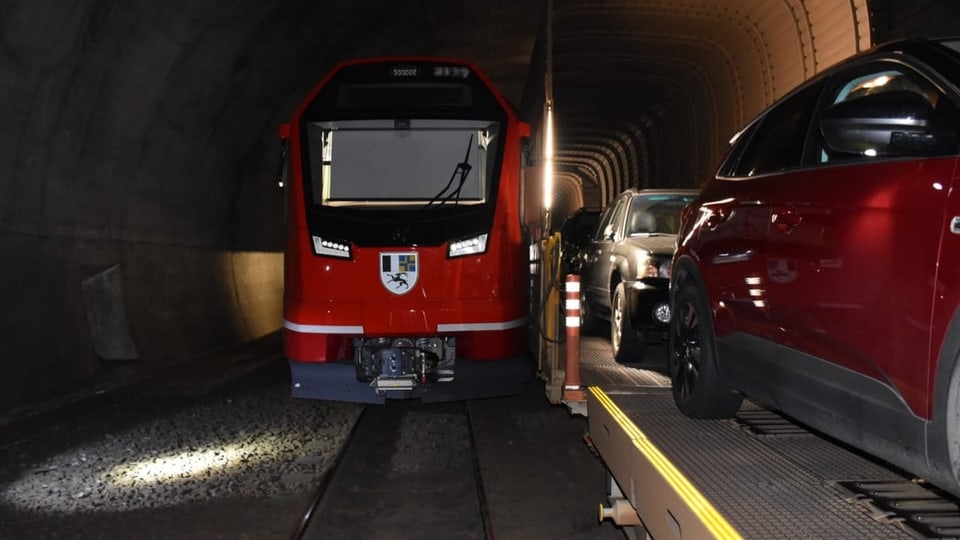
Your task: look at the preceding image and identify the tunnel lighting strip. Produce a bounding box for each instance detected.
[544,102,554,211]
[589,387,743,540]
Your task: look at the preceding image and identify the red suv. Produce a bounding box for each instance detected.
[670,38,960,497]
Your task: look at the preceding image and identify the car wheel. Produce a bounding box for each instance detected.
[945,357,960,490]
[612,282,645,364]
[669,282,743,418]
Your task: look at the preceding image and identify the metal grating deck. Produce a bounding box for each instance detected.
[578,335,671,388]
[588,387,918,539]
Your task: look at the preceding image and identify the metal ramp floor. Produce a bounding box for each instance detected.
[577,336,950,539]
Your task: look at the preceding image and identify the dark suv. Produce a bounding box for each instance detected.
[670,38,960,498]
[581,189,697,363]
[559,207,600,276]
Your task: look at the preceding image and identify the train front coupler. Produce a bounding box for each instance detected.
[353,336,456,395]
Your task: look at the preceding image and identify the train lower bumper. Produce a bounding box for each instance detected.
[283,319,528,361]
[289,356,532,404]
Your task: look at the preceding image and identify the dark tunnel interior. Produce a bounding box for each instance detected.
[1,0,957,419]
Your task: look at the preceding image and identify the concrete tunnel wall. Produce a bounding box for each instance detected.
[0,0,543,419]
[1,0,957,418]
[0,1,307,417]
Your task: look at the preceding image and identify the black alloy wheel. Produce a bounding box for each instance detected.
[669,282,742,418]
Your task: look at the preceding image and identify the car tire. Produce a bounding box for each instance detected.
[669,281,743,418]
[945,356,960,491]
[612,282,645,364]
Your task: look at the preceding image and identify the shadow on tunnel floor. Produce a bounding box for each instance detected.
[0,332,288,447]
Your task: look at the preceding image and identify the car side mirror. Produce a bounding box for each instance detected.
[820,90,958,158]
[602,224,616,241]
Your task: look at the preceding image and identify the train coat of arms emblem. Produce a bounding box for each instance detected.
[380,252,419,295]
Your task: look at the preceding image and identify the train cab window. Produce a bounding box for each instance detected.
[305,119,501,208]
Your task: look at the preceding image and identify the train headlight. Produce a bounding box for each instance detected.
[311,235,352,259]
[448,233,488,258]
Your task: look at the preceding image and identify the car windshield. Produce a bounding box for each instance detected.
[626,194,694,236]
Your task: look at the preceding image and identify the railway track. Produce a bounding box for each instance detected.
[290,400,495,540]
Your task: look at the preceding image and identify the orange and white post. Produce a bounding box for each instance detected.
[563,274,585,402]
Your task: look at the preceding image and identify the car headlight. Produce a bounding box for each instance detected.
[311,235,352,259]
[639,255,672,279]
[448,233,488,258]
[659,259,672,278]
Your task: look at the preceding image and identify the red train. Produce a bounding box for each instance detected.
[279,57,532,403]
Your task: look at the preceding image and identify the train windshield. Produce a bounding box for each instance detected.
[306,119,500,208]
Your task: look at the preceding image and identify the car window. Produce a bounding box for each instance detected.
[605,197,629,239]
[593,198,620,241]
[717,121,761,177]
[813,64,959,163]
[626,194,694,235]
[730,81,824,177]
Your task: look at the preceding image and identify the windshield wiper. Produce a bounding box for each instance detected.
[420,134,474,212]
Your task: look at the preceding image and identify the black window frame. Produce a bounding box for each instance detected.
[727,80,826,178]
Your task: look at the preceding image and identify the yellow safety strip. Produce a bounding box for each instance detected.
[589,386,743,540]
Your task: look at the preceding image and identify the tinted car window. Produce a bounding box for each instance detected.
[732,81,824,176]
[595,196,628,241]
[593,201,618,241]
[717,121,760,177]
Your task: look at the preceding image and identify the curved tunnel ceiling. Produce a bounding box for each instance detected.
[1,0,954,415]
[532,0,871,221]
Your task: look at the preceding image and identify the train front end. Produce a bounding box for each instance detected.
[281,58,531,403]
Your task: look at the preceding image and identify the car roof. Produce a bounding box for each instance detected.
[865,37,960,84]
[872,36,960,58]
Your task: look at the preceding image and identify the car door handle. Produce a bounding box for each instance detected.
[772,208,801,234]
